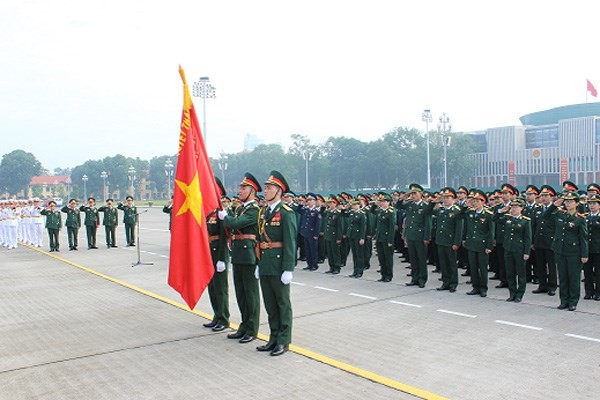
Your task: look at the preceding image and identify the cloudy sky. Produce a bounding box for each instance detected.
[2,0,600,171]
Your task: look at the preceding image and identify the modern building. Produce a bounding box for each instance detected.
[469,102,600,188]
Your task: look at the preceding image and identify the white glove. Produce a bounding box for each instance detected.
[216,261,226,273]
[281,271,293,285]
[254,265,260,280]
[217,209,228,220]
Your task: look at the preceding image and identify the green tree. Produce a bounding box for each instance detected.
[0,150,42,195]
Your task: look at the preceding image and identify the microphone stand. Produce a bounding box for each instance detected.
[132,209,153,267]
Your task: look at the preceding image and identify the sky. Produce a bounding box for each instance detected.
[2,0,600,172]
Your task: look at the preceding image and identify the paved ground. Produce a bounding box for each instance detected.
[1,207,599,400]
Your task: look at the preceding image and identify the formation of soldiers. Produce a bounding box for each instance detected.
[223,179,595,312]
[0,196,138,252]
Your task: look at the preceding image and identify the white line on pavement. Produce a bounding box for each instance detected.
[147,252,156,255]
[314,286,339,293]
[389,300,422,308]
[495,320,542,331]
[291,282,306,286]
[349,293,377,300]
[160,255,168,258]
[565,333,600,343]
[437,309,477,318]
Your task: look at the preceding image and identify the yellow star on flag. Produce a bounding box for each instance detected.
[175,172,204,226]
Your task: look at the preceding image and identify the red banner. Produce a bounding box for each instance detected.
[168,66,221,310]
[508,161,516,186]
[560,158,569,184]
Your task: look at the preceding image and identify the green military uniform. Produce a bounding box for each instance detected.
[80,202,99,249]
[206,208,230,329]
[549,197,588,310]
[323,197,343,274]
[222,173,261,341]
[463,191,495,297]
[98,203,119,247]
[374,194,396,282]
[346,201,367,278]
[532,188,557,294]
[400,185,432,287]
[257,171,297,353]
[585,204,600,300]
[428,190,464,292]
[61,205,81,250]
[496,200,532,302]
[41,207,62,251]
[117,201,138,246]
[339,205,350,267]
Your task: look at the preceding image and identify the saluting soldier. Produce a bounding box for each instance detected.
[400,183,432,288]
[584,194,600,301]
[79,197,100,249]
[98,199,119,248]
[162,197,173,231]
[375,193,396,282]
[429,188,464,292]
[41,200,62,252]
[464,190,495,297]
[495,199,532,302]
[490,184,518,289]
[255,171,297,356]
[523,185,541,284]
[218,173,261,344]
[347,198,367,278]
[323,195,343,274]
[61,198,81,250]
[117,196,138,246]
[549,192,588,311]
[532,185,557,296]
[203,177,230,332]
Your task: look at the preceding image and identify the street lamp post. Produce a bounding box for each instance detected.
[422,109,433,188]
[82,174,88,200]
[218,155,228,189]
[438,113,452,188]
[128,166,136,199]
[302,150,313,192]
[100,171,108,202]
[192,76,216,143]
[164,159,174,199]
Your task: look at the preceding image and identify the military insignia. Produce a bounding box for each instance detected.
[507,220,512,224]
[569,222,575,228]
[517,224,522,228]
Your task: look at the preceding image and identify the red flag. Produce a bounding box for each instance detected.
[168,66,221,310]
[587,79,598,97]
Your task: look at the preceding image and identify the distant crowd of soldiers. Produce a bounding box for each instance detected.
[208,179,597,312]
[0,196,139,251]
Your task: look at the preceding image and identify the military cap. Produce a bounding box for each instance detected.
[501,183,519,196]
[316,194,325,203]
[562,192,580,201]
[587,183,600,194]
[357,193,367,201]
[264,170,289,193]
[539,185,555,196]
[392,190,401,196]
[379,193,392,201]
[588,194,600,203]
[125,195,133,201]
[297,194,306,200]
[471,190,488,203]
[562,180,578,193]
[107,198,114,202]
[525,185,539,195]
[457,186,469,195]
[327,194,339,205]
[222,196,231,202]
[349,198,361,206]
[87,197,95,201]
[510,198,525,207]
[441,187,457,198]
[341,192,351,200]
[240,172,262,192]
[578,190,587,198]
[48,200,57,205]
[409,183,424,193]
[214,177,226,197]
[282,192,294,199]
[305,192,317,200]
[68,198,77,203]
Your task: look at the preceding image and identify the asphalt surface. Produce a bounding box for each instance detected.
[1,207,599,400]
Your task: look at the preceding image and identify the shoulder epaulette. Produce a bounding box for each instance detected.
[282,204,293,212]
[250,203,259,208]
[484,209,494,215]
[522,216,531,221]
[387,208,394,213]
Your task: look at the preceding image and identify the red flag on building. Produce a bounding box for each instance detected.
[168,66,221,310]
[587,79,598,97]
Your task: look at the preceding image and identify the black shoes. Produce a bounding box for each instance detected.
[479,292,487,298]
[203,321,217,328]
[270,344,288,356]
[514,297,522,303]
[568,305,577,311]
[548,290,556,296]
[437,286,449,291]
[506,295,516,302]
[212,324,227,332]
[257,341,276,352]
[532,288,548,294]
[227,331,245,339]
[302,266,312,270]
[466,289,479,295]
[449,288,456,293]
[557,304,568,310]
[405,282,418,286]
[239,335,256,343]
